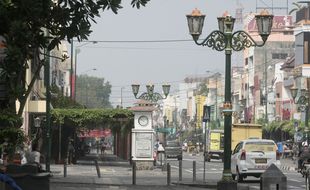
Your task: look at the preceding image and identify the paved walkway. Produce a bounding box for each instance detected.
[49,151,217,189]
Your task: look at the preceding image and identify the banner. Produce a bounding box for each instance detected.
[79,129,111,138]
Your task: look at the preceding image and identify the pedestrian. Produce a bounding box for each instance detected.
[100,142,107,155]
[96,140,99,154]
[68,139,75,164]
[26,143,43,171]
[298,145,310,171]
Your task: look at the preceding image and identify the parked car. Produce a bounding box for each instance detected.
[231,138,281,182]
[165,141,183,160]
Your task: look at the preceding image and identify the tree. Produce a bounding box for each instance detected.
[0,0,149,126]
[51,84,84,109]
[75,74,112,108]
[197,83,209,96]
[289,2,303,15]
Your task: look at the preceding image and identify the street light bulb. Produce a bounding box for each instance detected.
[162,84,171,97]
[131,84,140,97]
[223,15,235,33]
[34,117,41,128]
[290,87,298,99]
[255,9,274,42]
[186,8,205,41]
[146,84,154,95]
[217,16,225,33]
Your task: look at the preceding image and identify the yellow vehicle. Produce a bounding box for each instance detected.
[205,130,224,162]
[231,123,263,150]
[205,123,262,162]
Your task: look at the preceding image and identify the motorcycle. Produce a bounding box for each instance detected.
[300,158,310,178]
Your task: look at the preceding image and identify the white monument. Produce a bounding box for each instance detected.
[130,100,156,170]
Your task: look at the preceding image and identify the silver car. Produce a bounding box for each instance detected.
[231,139,281,182]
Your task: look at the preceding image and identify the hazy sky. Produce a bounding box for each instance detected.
[71,0,296,107]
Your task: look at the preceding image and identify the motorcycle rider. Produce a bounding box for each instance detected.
[298,144,310,172]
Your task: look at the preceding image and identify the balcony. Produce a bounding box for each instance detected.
[28,100,46,113]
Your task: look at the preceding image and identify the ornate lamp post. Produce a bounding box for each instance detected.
[131,84,170,102]
[186,8,273,188]
[290,87,310,146]
[33,117,42,143]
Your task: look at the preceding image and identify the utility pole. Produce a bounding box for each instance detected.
[264,48,268,124]
[45,40,51,172]
[215,76,218,128]
[120,87,124,108]
[70,40,74,99]
[307,78,310,145]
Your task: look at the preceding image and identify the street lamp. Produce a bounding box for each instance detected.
[290,87,310,146]
[186,8,273,187]
[70,40,98,100]
[131,84,170,102]
[33,117,42,143]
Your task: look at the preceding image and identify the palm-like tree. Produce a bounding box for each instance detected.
[289,2,304,15]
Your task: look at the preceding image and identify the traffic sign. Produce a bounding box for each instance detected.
[203,106,211,122]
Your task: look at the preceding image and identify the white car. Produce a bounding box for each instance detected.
[231,139,281,182]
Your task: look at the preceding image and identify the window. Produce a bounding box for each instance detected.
[244,141,277,152]
[233,142,243,154]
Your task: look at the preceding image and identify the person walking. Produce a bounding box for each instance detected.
[68,139,75,164]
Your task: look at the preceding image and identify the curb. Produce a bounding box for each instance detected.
[172,182,217,189]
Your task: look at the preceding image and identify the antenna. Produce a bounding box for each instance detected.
[235,0,244,24]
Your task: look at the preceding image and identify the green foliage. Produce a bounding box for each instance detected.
[197,83,209,96]
[0,127,26,159]
[51,84,84,108]
[0,0,149,119]
[0,109,23,128]
[262,119,298,136]
[289,2,303,15]
[51,108,133,129]
[76,75,112,108]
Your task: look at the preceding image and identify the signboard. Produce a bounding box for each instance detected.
[135,133,152,158]
[78,129,111,138]
[155,127,173,134]
[295,132,303,143]
[203,105,211,122]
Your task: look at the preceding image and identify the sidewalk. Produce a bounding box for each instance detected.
[48,152,298,189]
[49,152,218,190]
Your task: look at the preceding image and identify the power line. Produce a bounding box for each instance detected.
[74,39,195,43]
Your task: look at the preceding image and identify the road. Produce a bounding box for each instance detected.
[163,152,305,189]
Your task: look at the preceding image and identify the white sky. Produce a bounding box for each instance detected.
[70,0,296,108]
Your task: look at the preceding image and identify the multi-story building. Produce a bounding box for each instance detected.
[240,13,295,123]
[51,42,70,96]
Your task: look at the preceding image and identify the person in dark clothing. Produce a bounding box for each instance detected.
[68,140,75,164]
[298,145,310,171]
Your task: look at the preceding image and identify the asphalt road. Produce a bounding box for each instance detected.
[164,152,306,189]
[48,151,305,190]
